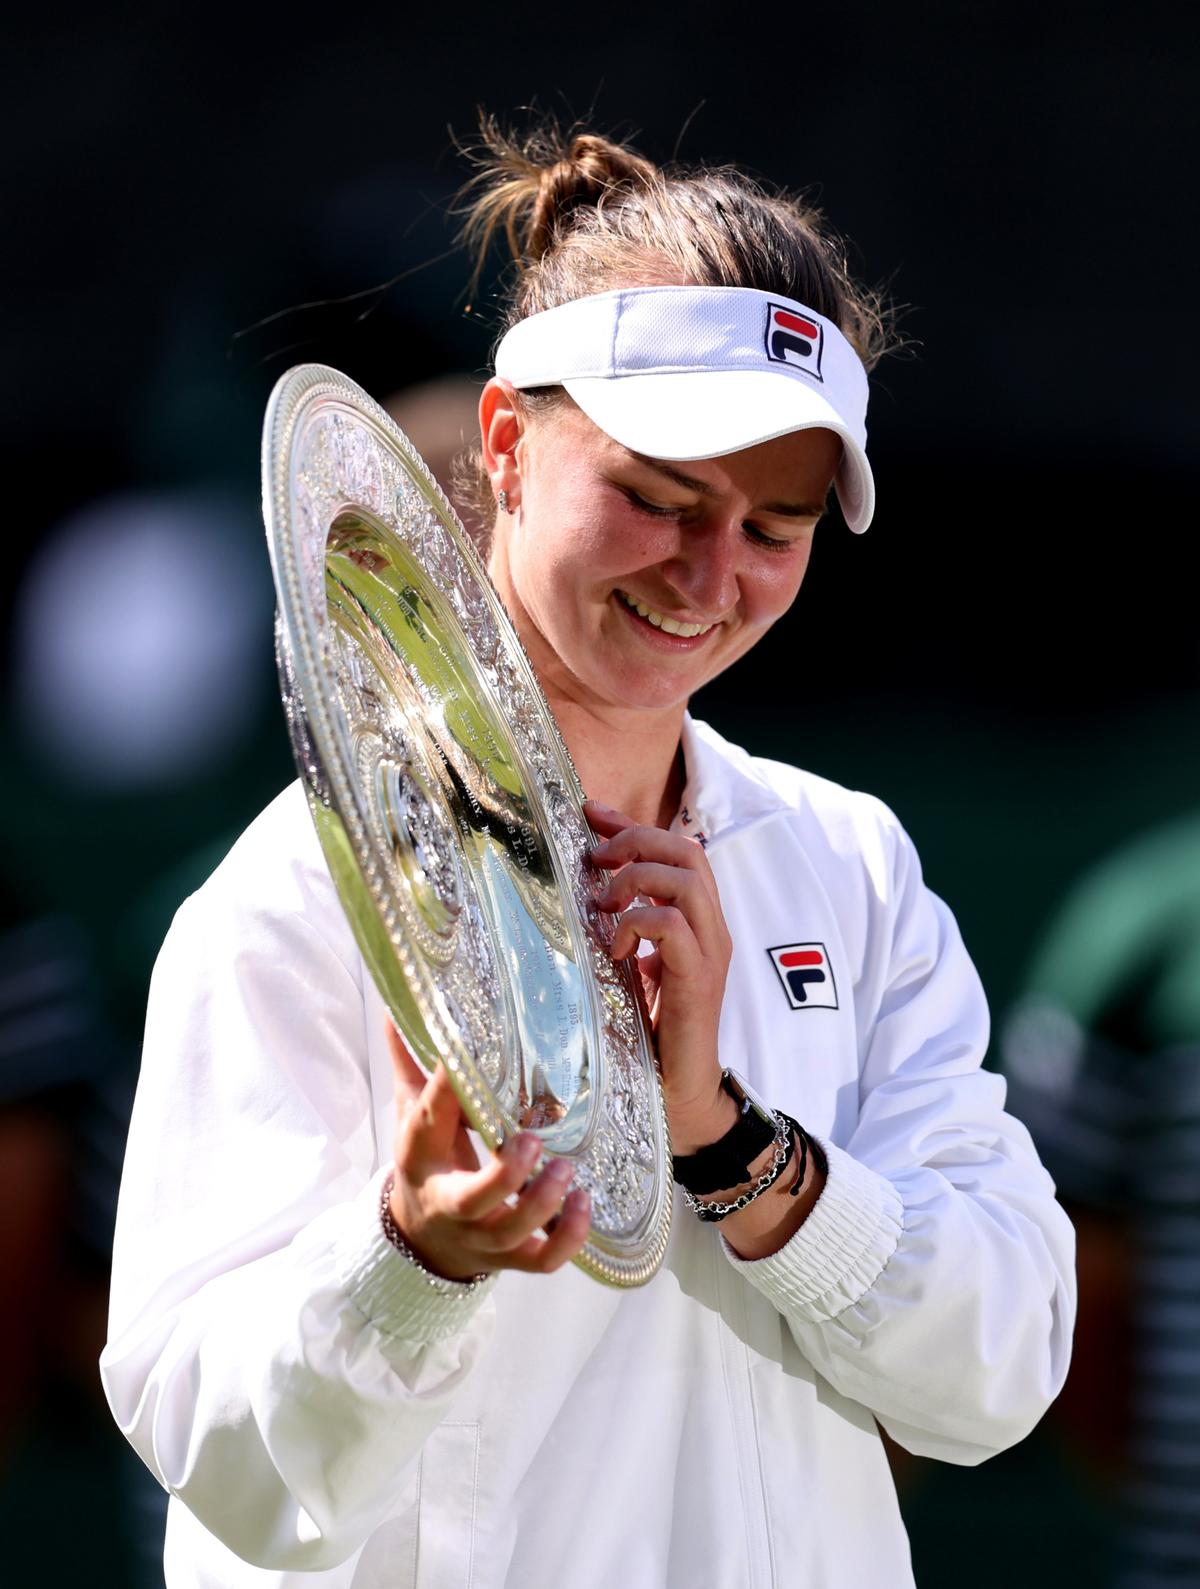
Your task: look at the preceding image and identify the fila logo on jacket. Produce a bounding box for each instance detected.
[767,942,839,1010]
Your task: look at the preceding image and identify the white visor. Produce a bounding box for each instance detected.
[494,284,874,532]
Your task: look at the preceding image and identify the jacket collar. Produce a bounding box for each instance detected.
[674,713,793,848]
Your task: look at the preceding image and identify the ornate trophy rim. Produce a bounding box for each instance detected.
[261,363,672,1287]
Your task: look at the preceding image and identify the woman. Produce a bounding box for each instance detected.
[101,124,1076,1588]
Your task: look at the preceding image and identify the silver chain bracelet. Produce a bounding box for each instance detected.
[681,1112,796,1224]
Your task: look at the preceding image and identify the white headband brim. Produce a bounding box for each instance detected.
[494,285,875,532]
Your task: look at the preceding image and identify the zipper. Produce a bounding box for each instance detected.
[712,1235,775,1587]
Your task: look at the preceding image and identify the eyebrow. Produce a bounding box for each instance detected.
[625,450,828,519]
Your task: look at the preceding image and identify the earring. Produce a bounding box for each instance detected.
[498,488,512,515]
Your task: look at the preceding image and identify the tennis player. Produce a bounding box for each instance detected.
[102,121,1076,1588]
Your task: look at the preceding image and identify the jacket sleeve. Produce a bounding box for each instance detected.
[721,804,1077,1465]
[99,795,497,1572]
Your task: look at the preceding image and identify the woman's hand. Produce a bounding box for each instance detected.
[386,1024,591,1282]
[585,800,736,1155]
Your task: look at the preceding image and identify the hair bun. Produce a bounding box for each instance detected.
[457,117,659,289]
[526,135,656,261]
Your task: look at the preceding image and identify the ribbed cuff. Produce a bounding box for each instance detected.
[334,1167,497,1344]
[720,1140,903,1322]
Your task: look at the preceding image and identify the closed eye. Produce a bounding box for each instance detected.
[743,521,817,552]
[624,488,681,519]
[621,480,818,546]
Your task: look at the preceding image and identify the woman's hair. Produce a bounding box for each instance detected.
[452,115,895,538]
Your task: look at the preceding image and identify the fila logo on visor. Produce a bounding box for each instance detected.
[764,303,825,381]
[767,943,839,1010]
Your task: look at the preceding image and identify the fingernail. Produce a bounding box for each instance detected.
[510,1134,540,1165]
[566,1189,589,1217]
[547,1158,573,1185]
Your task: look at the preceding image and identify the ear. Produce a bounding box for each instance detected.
[479,377,524,507]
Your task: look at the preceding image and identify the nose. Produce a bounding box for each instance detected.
[660,519,740,618]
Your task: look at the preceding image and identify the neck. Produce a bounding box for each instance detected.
[489,541,689,830]
[550,696,687,830]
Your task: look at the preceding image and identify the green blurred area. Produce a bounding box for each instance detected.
[699,688,1200,1037]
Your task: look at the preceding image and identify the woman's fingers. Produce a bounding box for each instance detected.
[581,802,732,1183]
[609,904,704,969]
[591,819,703,868]
[473,1158,579,1252]
[397,1060,481,1177]
[500,1189,592,1273]
[386,1022,428,1102]
[583,799,635,837]
[435,1149,588,1254]
[445,1132,543,1221]
[595,860,723,948]
[387,1005,594,1275]
[589,819,721,910]
[387,1025,592,1273]
[404,1147,591,1274]
[594,853,731,967]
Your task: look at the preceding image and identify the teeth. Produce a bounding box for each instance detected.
[618,590,715,638]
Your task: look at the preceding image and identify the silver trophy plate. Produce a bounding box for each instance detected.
[262,364,672,1286]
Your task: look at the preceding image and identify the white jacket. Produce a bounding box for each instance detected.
[101,716,1075,1589]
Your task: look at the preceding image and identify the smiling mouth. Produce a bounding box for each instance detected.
[615,590,718,638]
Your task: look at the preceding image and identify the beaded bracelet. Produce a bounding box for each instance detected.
[380,1171,491,1294]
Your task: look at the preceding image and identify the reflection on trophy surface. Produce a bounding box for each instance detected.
[264,364,671,1286]
[326,508,588,1139]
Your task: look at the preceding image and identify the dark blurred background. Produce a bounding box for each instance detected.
[2,3,1196,1584]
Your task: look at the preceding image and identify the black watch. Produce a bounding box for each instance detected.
[672,1069,778,1194]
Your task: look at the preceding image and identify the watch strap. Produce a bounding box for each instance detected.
[672,1075,778,1194]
